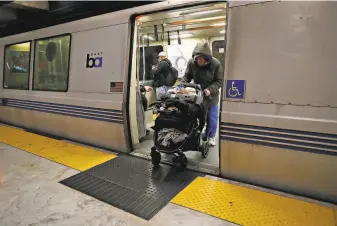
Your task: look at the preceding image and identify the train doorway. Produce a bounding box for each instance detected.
[128,2,227,174]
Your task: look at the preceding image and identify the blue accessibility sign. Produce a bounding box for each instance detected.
[225,80,246,99]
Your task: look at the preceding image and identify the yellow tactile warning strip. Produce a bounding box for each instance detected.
[0,125,116,171]
[171,177,337,226]
[153,113,159,121]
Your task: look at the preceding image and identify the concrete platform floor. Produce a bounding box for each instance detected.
[0,142,236,226]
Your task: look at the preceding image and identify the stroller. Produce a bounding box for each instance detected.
[149,83,210,170]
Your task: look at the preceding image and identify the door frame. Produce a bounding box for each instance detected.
[124,1,229,175]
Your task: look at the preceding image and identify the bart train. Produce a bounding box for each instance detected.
[0,0,337,203]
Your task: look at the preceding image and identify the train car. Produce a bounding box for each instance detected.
[0,0,337,203]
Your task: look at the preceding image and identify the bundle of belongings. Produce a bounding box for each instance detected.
[157,128,188,147]
[167,86,196,95]
[154,95,206,149]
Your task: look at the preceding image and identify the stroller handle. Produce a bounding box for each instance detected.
[178,82,212,99]
[179,83,211,99]
[179,83,202,91]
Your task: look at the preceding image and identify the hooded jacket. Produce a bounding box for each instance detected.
[152,58,173,87]
[182,42,223,108]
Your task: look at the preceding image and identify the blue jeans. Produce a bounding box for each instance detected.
[203,104,219,139]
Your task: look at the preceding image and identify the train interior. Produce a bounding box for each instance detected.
[129,2,226,173]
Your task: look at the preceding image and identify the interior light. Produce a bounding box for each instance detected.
[182,9,223,16]
[170,33,193,39]
[172,15,226,25]
[143,35,154,40]
[9,42,30,51]
[220,30,226,34]
[212,22,226,27]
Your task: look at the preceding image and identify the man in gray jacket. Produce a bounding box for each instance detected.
[152,51,173,100]
[182,41,223,146]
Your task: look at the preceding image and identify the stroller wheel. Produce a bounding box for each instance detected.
[173,154,187,171]
[201,141,209,158]
[151,149,161,167]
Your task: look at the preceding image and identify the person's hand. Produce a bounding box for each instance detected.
[204,89,211,97]
[144,86,152,92]
[178,77,186,83]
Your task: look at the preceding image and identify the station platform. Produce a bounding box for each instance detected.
[0,123,336,226]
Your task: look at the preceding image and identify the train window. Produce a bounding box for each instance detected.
[212,40,225,69]
[3,41,31,90]
[33,34,71,92]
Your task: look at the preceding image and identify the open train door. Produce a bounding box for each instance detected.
[128,1,228,174]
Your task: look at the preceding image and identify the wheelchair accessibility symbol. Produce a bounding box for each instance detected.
[225,80,245,99]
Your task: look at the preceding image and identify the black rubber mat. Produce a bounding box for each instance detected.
[60,155,204,220]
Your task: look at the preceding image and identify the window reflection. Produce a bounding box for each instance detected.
[3,42,31,89]
[33,35,71,91]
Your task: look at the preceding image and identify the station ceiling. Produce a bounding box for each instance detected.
[0,1,157,38]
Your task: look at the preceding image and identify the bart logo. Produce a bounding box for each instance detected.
[86,52,103,68]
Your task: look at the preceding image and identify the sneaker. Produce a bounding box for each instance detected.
[209,137,216,146]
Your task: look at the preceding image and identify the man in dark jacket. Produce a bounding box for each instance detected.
[182,41,223,146]
[152,51,173,100]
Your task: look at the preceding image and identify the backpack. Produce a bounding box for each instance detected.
[163,61,178,86]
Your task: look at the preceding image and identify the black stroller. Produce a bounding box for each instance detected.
[149,83,210,170]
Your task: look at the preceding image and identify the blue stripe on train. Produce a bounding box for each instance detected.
[221,122,337,139]
[220,122,337,156]
[1,98,124,124]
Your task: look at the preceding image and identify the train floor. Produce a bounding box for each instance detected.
[0,123,336,226]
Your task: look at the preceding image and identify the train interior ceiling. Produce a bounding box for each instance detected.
[129,2,226,173]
